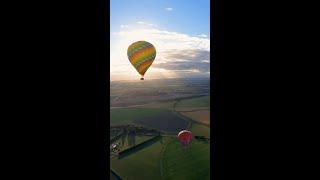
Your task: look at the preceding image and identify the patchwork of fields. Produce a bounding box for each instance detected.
[111,108,190,134]
[110,79,210,180]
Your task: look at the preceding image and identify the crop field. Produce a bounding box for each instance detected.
[162,139,210,180]
[191,123,210,137]
[111,108,189,133]
[111,136,210,180]
[110,139,163,180]
[110,108,166,125]
[176,96,210,108]
[110,78,211,180]
[134,111,190,133]
[180,110,210,125]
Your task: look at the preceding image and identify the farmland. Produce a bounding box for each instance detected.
[175,96,210,108]
[134,111,189,133]
[180,110,210,125]
[191,123,210,137]
[110,78,211,180]
[111,136,210,180]
[111,108,189,133]
[162,139,210,180]
[110,139,164,180]
[110,108,166,125]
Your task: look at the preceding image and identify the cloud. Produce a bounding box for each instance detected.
[136,21,157,27]
[198,34,207,38]
[165,7,173,11]
[120,24,129,28]
[111,27,210,80]
[137,21,146,24]
[153,49,210,73]
[114,28,210,51]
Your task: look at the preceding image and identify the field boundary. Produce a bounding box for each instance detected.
[159,137,174,179]
[118,135,161,159]
[110,169,122,180]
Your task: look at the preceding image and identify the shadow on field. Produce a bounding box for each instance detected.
[118,136,161,160]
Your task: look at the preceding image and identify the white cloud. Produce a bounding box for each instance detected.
[111,27,210,80]
[120,24,129,28]
[137,21,157,27]
[198,34,207,38]
[137,21,146,24]
[114,28,210,51]
[165,7,173,11]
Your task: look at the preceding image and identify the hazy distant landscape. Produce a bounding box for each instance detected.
[111,78,210,107]
[110,78,210,180]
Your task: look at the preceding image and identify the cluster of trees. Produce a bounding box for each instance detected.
[194,136,210,141]
[110,131,124,144]
[111,124,160,136]
[118,135,161,157]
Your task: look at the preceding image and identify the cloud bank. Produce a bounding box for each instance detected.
[111,27,210,80]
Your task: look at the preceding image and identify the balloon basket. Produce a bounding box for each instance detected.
[140,77,144,80]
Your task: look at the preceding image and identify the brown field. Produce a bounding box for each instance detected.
[180,110,210,125]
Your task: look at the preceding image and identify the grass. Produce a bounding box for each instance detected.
[176,96,210,108]
[191,123,210,137]
[110,140,163,180]
[162,139,210,180]
[110,108,167,125]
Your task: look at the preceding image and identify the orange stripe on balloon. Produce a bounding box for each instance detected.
[129,46,155,65]
[137,60,153,75]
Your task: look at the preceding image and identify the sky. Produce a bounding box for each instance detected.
[110,0,210,81]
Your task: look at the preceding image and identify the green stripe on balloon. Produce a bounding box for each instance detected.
[127,41,148,57]
[131,50,156,67]
[127,42,151,57]
[133,53,156,68]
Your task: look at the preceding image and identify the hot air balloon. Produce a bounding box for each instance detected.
[127,41,156,80]
[177,130,193,147]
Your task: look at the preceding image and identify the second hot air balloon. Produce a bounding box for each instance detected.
[178,130,193,147]
[127,41,156,80]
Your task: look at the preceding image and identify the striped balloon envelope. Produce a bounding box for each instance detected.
[127,41,156,80]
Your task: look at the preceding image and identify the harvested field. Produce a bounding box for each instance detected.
[180,110,210,125]
[191,123,210,137]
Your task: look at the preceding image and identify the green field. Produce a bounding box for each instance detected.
[111,140,163,180]
[176,96,210,108]
[110,108,167,125]
[110,99,211,180]
[191,123,210,137]
[162,139,210,180]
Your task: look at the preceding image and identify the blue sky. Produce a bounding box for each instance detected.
[111,0,210,37]
[110,0,210,81]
